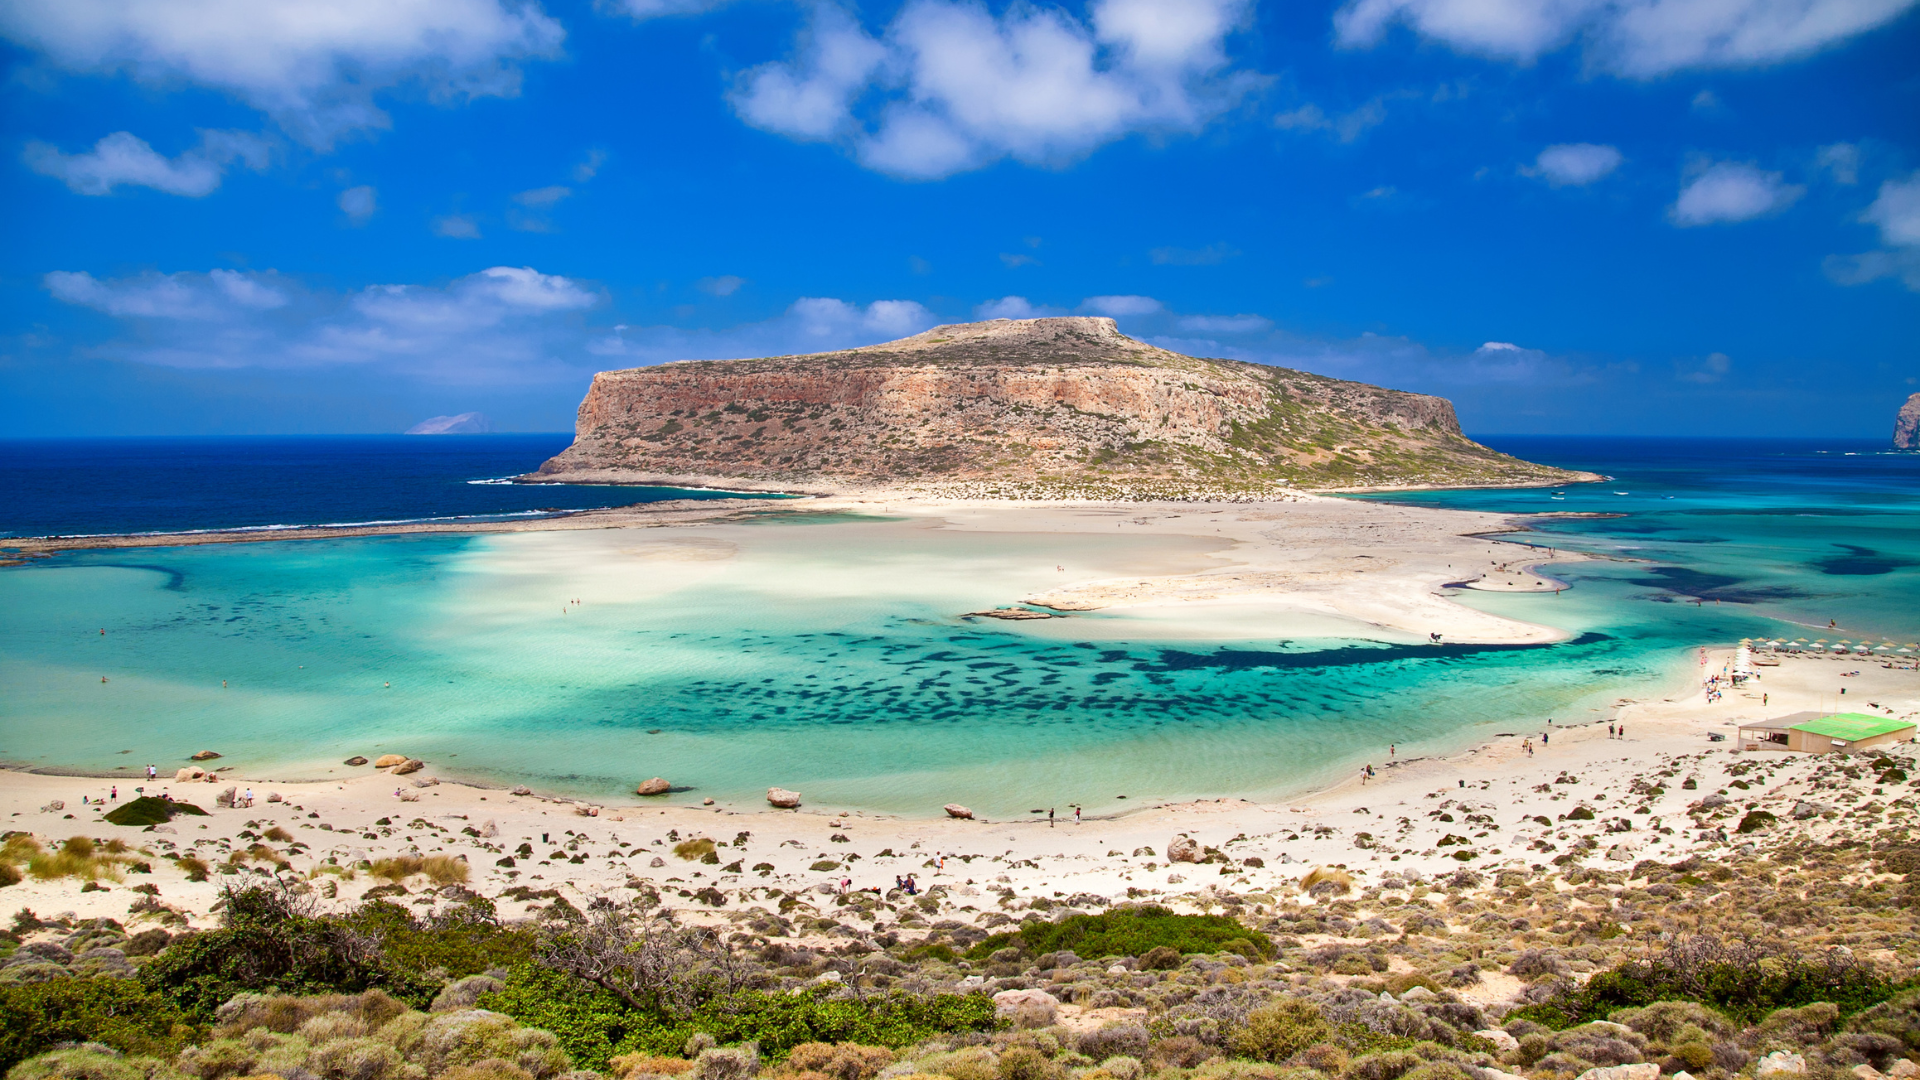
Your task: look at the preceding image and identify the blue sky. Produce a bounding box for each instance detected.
[3,0,1916,437]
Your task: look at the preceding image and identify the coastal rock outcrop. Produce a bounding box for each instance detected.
[944,804,973,819]
[374,754,408,768]
[536,317,1584,495]
[390,759,425,775]
[344,756,368,766]
[189,751,221,761]
[767,787,802,809]
[1897,392,1920,449]
[636,777,671,796]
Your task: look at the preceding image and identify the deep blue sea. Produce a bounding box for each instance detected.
[1,435,1913,814]
[0,435,779,539]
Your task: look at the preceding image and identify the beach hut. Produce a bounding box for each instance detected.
[1738,712,1918,754]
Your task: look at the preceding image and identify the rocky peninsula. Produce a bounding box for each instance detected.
[533,317,1592,498]
[1896,393,1919,450]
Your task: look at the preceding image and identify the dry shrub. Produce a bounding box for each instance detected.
[913,1048,998,1080]
[1299,867,1352,897]
[264,827,295,843]
[782,1044,895,1080]
[178,1030,313,1080]
[673,839,718,862]
[993,1047,1057,1080]
[1148,1037,1214,1070]
[433,975,507,1013]
[694,1046,758,1080]
[398,1009,568,1080]
[308,1037,407,1080]
[608,1054,697,1079]
[423,855,470,885]
[441,1063,538,1080]
[1229,1000,1335,1064]
[369,856,425,883]
[214,990,410,1037]
[6,1046,188,1080]
[27,836,134,882]
[1342,1051,1421,1080]
[1077,1023,1150,1064]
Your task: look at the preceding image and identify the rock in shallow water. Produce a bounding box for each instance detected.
[944,804,973,819]
[637,777,670,796]
[767,787,802,808]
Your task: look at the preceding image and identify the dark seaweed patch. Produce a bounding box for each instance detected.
[1816,544,1916,577]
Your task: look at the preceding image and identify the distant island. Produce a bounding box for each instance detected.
[1897,391,1920,449]
[534,317,1595,497]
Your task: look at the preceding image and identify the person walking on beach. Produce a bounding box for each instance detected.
[1389,744,1396,759]
[1074,806,1081,824]
[1048,807,1055,828]
[110,786,117,802]
[146,764,156,780]
[1541,731,1549,746]
[1523,739,1533,756]
[1617,724,1624,739]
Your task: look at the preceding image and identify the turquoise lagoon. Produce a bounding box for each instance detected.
[2,436,1914,817]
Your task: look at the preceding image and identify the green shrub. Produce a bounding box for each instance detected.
[139,889,437,1021]
[1229,1000,1336,1063]
[1509,937,1910,1028]
[963,906,1270,962]
[103,798,208,828]
[6,1045,187,1080]
[0,976,202,1073]
[480,965,998,1072]
[340,900,532,979]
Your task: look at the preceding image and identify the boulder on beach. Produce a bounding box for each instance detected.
[511,786,533,796]
[1168,834,1201,863]
[189,751,222,761]
[344,756,369,766]
[391,758,425,775]
[636,777,671,796]
[373,754,409,768]
[944,803,974,819]
[767,787,802,808]
[175,767,204,782]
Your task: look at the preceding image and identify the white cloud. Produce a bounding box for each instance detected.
[47,268,290,319]
[1826,171,1920,291]
[44,265,597,382]
[23,129,269,196]
[731,0,1258,179]
[1678,351,1733,383]
[974,296,1067,319]
[1272,98,1391,142]
[1817,142,1859,184]
[588,297,939,364]
[697,275,747,297]
[1478,341,1523,351]
[1150,243,1238,265]
[433,214,482,238]
[0,0,565,148]
[515,185,572,207]
[1332,0,1917,77]
[1670,161,1803,226]
[1529,142,1623,186]
[572,148,608,182]
[1079,294,1164,316]
[1863,172,1920,247]
[338,184,377,223]
[1177,314,1271,333]
[600,0,736,17]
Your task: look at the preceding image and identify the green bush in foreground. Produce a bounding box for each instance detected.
[103,797,208,828]
[964,906,1271,962]
[0,976,202,1073]
[481,964,1000,1071]
[1510,937,1912,1028]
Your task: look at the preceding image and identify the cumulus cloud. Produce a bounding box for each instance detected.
[24,129,269,196]
[1332,0,1917,77]
[1817,142,1860,184]
[1079,294,1164,316]
[600,0,737,17]
[1670,161,1804,226]
[1528,143,1623,186]
[338,184,377,223]
[0,0,565,148]
[1825,171,1920,290]
[48,268,290,319]
[730,0,1259,179]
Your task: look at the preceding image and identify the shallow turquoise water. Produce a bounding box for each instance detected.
[4,436,1912,817]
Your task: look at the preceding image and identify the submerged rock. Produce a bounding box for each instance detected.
[189,751,222,761]
[344,756,369,766]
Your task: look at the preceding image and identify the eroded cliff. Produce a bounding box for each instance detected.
[537,317,1584,495]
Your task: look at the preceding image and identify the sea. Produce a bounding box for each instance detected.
[1,435,1914,817]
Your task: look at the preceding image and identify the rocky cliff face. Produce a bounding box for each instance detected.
[537,317,1583,495]
[1897,393,1920,450]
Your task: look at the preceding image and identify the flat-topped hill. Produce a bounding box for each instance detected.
[536,317,1586,496]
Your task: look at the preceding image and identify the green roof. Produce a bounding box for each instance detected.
[1789,713,1917,741]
